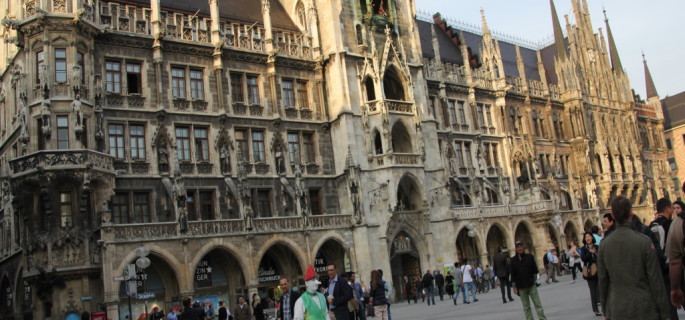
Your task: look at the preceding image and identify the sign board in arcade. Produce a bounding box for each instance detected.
[195,257,213,288]
[22,280,31,308]
[314,252,327,273]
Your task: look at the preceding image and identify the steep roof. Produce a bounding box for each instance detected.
[127,0,299,31]
[417,18,542,81]
[662,91,685,130]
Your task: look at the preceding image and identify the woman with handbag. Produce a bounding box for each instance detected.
[580,232,601,316]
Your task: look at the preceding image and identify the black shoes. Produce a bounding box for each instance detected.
[509,298,515,302]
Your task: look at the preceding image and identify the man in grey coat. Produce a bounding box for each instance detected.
[598,196,671,319]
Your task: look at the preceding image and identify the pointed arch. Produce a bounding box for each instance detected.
[295,1,307,31]
[395,173,423,211]
[373,129,383,154]
[383,66,406,101]
[514,220,535,252]
[364,76,376,101]
[390,120,413,153]
[455,226,482,264]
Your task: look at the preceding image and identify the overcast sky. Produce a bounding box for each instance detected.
[415,0,685,99]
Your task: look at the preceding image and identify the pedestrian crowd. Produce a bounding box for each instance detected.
[151,191,685,320]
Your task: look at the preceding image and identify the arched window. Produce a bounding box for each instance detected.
[374,130,383,154]
[296,1,307,30]
[364,77,376,101]
[484,188,499,205]
[383,67,405,101]
[391,121,412,153]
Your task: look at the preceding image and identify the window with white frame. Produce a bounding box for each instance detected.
[282,79,309,108]
[108,123,147,160]
[234,128,266,163]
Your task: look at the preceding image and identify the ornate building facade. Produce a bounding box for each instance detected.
[0,0,672,319]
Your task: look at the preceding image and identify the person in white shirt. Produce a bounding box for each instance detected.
[461,262,478,303]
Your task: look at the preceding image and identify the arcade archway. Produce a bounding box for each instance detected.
[117,254,180,320]
[258,243,303,302]
[486,224,507,264]
[316,239,348,287]
[456,228,479,264]
[193,248,246,310]
[389,231,421,301]
[514,222,535,253]
[564,221,579,247]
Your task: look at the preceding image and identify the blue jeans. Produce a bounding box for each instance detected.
[453,284,465,303]
[463,282,477,302]
[425,285,435,305]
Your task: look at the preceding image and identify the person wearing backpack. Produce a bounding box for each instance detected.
[651,198,679,320]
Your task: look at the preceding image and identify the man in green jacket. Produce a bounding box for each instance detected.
[598,196,671,319]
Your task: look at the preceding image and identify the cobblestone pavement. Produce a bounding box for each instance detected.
[385,274,685,320]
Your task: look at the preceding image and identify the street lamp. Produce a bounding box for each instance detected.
[466,222,477,265]
[136,246,151,320]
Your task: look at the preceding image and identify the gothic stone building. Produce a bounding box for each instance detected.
[0,0,673,319]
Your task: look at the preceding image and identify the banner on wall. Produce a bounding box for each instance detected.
[195,257,213,288]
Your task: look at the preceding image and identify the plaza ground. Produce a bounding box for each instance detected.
[387,274,685,320]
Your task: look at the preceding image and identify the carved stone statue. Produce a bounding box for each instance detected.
[39,64,49,99]
[275,150,284,175]
[17,92,29,141]
[72,65,82,95]
[40,99,52,137]
[244,206,254,231]
[586,180,598,208]
[72,94,83,132]
[294,164,305,198]
[173,173,186,208]
[94,104,104,138]
[157,140,169,173]
[220,145,231,174]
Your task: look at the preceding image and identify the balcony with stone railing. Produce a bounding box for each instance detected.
[284,107,318,120]
[452,200,556,220]
[444,63,467,85]
[549,84,561,100]
[309,214,353,229]
[527,79,546,98]
[506,76,525,94]
[386,100,414,114]
[11,149,114,176]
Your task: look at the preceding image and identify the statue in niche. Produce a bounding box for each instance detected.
[349,180,361,223]
[178,207,188,233]
[244,206,254,231]
[17,92,29,141]
[94,104,104,138]
[157,140,169,173]
[72,93,83,132]
[39,64,49,98]
[40,99,51,137]
[554,157,562,177]
[275,150,284,175]
[220,145,231,174]
[173,172,186,208]
[72,65,82,95]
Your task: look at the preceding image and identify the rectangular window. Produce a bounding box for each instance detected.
[252,131,265,162]
[105,61,122,93]
[247,75,260,105]
[36,51,44,84]
[303,133,315,163]
[129,124,146,160]
[108,124,125,159]
[59,192,73,228]
[454,142,464,167]
[464,142,472,167]
[194,127,209,161]
[77,52,85,84]
[171,68,186,98]
[457,101,466,124]
[126,63,142,94]
[476,104,485,127]
[447,100,457,124]
[287,133,301,163]
[309,189,322,215]
[175,127,191,160]
[254,189,272,217]
[484,105,492,127]
[669,158,678,171]
[235,129,249,162]
[666,138,673,150]
[231,73,244,103]
[111,193,130,224]
[297,81,309,109]
[199,191,214,220]
[133,192,150,223]
[483,143,491,167]
[190,69,204,99]
[492,144,499,167]
[57,116,69,149]
[54,48,67,82]
[282,79,295,107]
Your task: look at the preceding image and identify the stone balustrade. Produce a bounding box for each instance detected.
[386,100,413,114]
[11,149,113,175]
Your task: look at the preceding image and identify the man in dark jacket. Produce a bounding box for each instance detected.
[179,298,205,320]
[435,271,445,301]
[278,277,300,320]
[421,270,435,305]
[493,246,514,304]
[326,264,353,320]
[511,241,547,320]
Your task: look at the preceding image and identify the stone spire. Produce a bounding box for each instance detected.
[643,53,658,98]
[480,8,490,37]
[604,9,623,73]
[550,0,567,61]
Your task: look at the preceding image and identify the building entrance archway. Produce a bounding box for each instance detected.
[514,222,535,253]
[486,225,507,264]
[193,248,246,310]
[258,243,303,302]
[389,231,421,301]
[117,254,180,320]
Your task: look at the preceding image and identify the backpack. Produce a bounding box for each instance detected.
[650,216,668,251]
